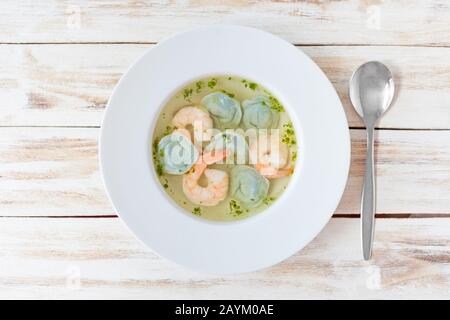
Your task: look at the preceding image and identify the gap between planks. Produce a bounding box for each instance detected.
[2,126,450,131]
[1,42,450,48]
[1,214,450,219]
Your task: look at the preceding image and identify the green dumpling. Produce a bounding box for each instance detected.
[201,92,242,129]
[157,130,199,175]
[230,165,269,208]
[242,95,279,129]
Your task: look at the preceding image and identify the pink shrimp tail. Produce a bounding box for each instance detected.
[201,149,228,165]
[255,164,293,179]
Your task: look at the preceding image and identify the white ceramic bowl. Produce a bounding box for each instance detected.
[100,25,350,274]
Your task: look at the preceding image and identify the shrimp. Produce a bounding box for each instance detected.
[172,106,213,143]
[249,131,292,179]
[182,160,229,206]
[254,163,293,179]
[202,149,228,165]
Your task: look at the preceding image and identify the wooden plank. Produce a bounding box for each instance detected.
[0,217,447,299]
[1,127,450,216]
[0,44,120,127]
[303,46,450,130]
[337,129,450,214]
[0,128,109,216]
[0,1,449,45]
[1,44,449,128]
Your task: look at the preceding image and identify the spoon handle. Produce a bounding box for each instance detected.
[362,126,376,260]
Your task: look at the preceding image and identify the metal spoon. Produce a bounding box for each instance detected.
[349,61,395,260]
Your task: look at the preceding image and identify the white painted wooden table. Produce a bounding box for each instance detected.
[0,1,449,299]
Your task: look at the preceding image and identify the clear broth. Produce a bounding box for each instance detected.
[152,76,298,221]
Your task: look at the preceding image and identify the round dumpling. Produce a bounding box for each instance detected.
[201,92,242,129]
[230,165,269,208]
[157,129,199,175]
[242,95,279,129]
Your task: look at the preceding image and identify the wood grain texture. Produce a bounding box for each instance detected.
[0,1,449,45]
[303,46,450,130]
[0,217,447,299]
[0,0,448,300]
[338,129,450,214]
[0,44,118,126]
[1,44,449,128]
[0,128,108,216]
[1,127,450,216]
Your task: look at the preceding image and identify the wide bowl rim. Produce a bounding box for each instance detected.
[99,25,350,274]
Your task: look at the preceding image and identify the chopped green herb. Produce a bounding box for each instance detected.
[152,137,164,176]
[182,88,193,101]
[220,90,235,98]
[248,82,258,90]
[269,95,284,112]
[152,138,158,158]
[240,79,257,90]
[195,81,204,93]
[163,125,175,136]
[228,76,232,80]
[192,207,202,216]
[156,163,164,176]
[207,78,217,89]
[292,150,297,162]
[163,179,169,189]
[263,196,276,205]
[229,199,244,216]
[282,122,297,147]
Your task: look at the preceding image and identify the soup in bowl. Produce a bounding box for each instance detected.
[152,75,298,221]
[100,25,350,274]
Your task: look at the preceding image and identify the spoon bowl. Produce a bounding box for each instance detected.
[350,61,395,126]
